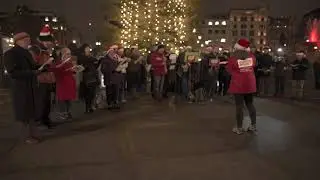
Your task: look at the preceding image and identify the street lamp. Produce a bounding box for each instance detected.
[72,40,77,44]
[89,22,92,26]
[95,41,101,46]
[314,46,318,50]
[277,48,283,52]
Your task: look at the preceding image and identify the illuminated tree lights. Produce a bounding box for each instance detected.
[120,0,188,51]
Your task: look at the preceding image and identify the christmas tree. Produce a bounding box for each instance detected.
[119,0,191,52]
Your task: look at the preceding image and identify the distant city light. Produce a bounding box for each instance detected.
[192,28,196,33]
[218,47,223,51]
[222,21,227,25]
[220,38,226,43]
[72,40,77,44]
[277,48,283,52]
[198,36,202,40]
[200,44,204,47]
[52,17,57,22]
[314,46,318,50]
[208,21,213,26]
[215,21,219,25]
[89,22,92,26]
[95,41,101,46]
[45,17,49,22]
[284,44,287,47]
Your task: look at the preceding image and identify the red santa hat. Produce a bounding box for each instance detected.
[39,26,54,42]
[234,38,250,52]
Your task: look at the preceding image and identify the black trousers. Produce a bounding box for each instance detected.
[84,85,96,110]
[274,76,285,96]
[234,93,256,128]
[106,84,120,106]
[35,83,52,125]
[218,75,230,96]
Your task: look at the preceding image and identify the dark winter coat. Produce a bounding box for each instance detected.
[78,55,100,87]
[291,58,309,80]
[257,53,273,76]
[273,58,287,77]
[200,53,214,82]
[227,50,256,94]
[100,51,122,85]
[4,45,39,122]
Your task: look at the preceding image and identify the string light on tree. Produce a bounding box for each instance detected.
[119,0,189,51]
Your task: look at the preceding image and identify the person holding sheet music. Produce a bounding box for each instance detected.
[50,48,83,120]
[30,26,56,129]
[227,39,257,135]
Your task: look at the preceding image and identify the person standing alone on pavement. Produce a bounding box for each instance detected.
[4,32,47,144]
[227,39,257,135]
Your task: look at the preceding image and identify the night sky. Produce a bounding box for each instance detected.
[0,0,318,41]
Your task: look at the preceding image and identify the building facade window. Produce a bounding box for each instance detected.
[215,30,219,34]
[241,24,247,29]
[250,24,254,28]
[241,30,247,36]
[260,39,264,44]
[251,17,254,21]
[208,29,213,34]
[249,30,254,36]
[233,24,237,29]
[232,30,238,36]
[240,17,247,21]
[221,30,226,34]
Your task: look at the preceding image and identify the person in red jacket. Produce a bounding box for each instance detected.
[227,39,257,135]
[51,48,77,120]
[151,45,167,100]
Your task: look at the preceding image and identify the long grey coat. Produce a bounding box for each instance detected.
[4,45,38,122]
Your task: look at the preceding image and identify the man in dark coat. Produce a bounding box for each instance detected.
[290,51,309,99]
[101,45,122,109]
[256,48,273,96]
[313,56,320,90]
[4,32,44,144]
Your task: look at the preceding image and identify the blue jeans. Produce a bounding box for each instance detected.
[182,77,189,99]
[153,75,165,98]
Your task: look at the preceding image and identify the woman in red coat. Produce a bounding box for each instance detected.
[51,48,77,120]
[227,39,257,135]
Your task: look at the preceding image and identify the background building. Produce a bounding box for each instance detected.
[197,14,230,50]
[302,8,320,50]
[229,7,269,51]
[0,5,74,46]
[268,16,295,52]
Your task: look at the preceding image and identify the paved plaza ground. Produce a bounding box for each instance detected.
[1,95,320,180]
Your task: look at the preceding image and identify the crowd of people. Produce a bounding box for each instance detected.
[4,26,320,143]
